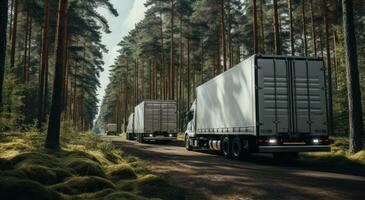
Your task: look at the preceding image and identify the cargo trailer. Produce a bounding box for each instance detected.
[134,100,177,143]
[105,123,118,135]
[185,55,331,160]
[126,113,135,140]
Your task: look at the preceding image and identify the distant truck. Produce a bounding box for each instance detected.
[185,55,331,160]
[105,123,118,135]
[126,113,135,140]
[134,100,177,143]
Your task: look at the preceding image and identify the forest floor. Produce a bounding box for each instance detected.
[0,129,206,200]
[103,135,365,200]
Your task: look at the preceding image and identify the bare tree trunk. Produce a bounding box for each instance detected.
[342,0,364,153]
[324,6,334,138]
[159,12,164,100]
[169,0,175,100]
[187,38,191,108]
[45,0,69,149]
[38,0,50,127]
[273,0,281,55]
[220,0,227,71]
[259,0,265,54]
[227,1,233,68]
[310,0,317,56]
[9,0,18,69]
[26,17,32,83]
[8,0,14,41]
[253,0,259,54]
[288,0,294,56]
[179,17,183,130]
[0,0,9,110]
[333,31,338,88]
[301,0,308,56]
[216,28,220,76]
[23,8,30,83]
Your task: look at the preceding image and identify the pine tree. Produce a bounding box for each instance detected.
[342,0,364,153]
[0,0,8,109]
[45,0,69,149]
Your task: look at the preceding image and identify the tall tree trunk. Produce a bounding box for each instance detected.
[61,17,69,111]
[227,1,233,68]
[9,0,18,69]
[124,64,128,132]
[259,0,265,54]
[272,0,281,55]
[45,0,69,149]
[0,0,8,110]
[324,6,334,139]
[159,12,164,100]
[72,67,77,125]
[216,28,220,76]
[187,38,191,108]
[253,0,258,54]
[8,0,14,41]
[342,0,364,153]
[333,31,337,88]
[23,8,30,83]
[169,0,175,100]
[301,0,308,56]
[136,58,139,104]
[178,17,183,130]
[38,0,50,127]
[288,0,294,56]
[26,17,32,83]
[310,0,317,56]
[220,0,227,71]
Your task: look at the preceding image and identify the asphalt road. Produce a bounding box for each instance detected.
[101,135,365,200]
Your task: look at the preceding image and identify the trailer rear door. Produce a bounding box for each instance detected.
[257,57,328,137]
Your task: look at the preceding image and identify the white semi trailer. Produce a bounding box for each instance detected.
[185,55,331,160]
[126,113,135,140]
[134,100,177,143]
[105,123,118,135]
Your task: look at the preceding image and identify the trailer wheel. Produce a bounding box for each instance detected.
[137,134,145,143]
[221,136,231,159]
[185,134,193,151]
[232,136,245,160]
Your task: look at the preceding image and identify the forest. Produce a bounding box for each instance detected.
[0,0,364,149]
[0,0,117,145]
[0,0,365,199]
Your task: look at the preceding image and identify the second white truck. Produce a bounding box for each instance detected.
[133,100,177,143]
[185,55,331,160]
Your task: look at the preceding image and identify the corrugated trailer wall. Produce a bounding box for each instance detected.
[136,101,177,134]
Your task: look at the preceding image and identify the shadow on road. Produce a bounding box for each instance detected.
[106,137,365,200]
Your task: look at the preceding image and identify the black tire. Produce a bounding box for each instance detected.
[231,136,245,160]
[221,136,231,159]
[139,134,145,143]
[137,134,141,143]
[185,134,193,151]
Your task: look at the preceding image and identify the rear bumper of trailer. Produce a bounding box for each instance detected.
[143,136,177,141]
[259,145,331,153]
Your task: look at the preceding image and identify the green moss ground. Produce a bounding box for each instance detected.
[0,131,204,200]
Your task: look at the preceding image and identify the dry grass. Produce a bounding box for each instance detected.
[302,137,365,166]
